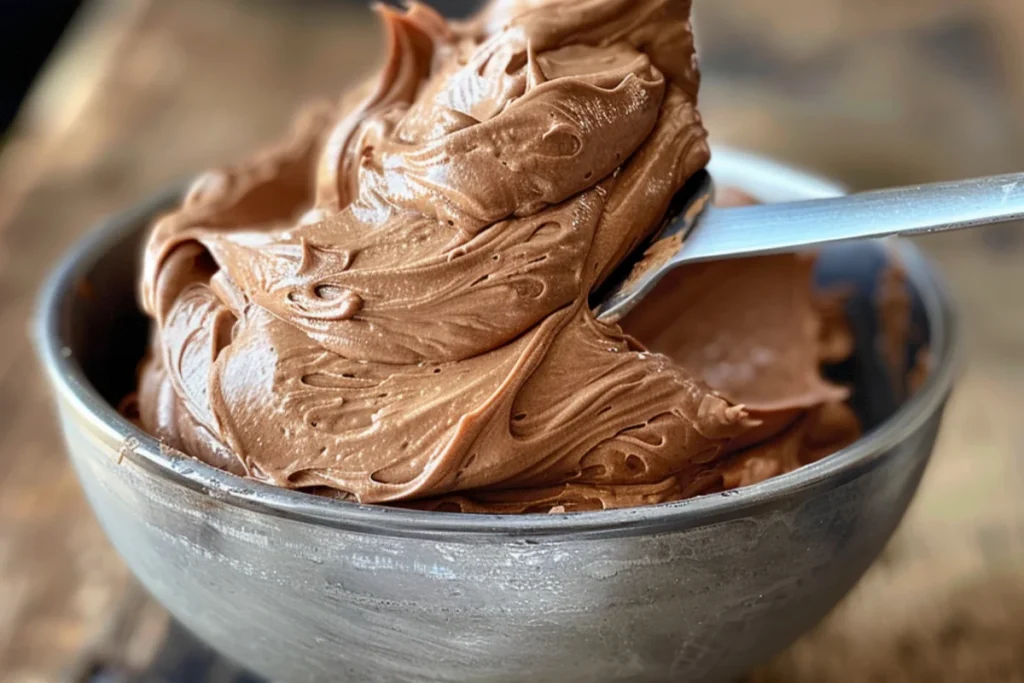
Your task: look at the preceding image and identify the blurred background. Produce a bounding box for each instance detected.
[1,0,1022,681]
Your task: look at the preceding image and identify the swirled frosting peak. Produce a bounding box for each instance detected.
[133,0,858,513]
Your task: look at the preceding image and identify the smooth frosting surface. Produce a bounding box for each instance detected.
[133,0,859,513]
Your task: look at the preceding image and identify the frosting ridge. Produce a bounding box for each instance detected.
[133,0,858,513]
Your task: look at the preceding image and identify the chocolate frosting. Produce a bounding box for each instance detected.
[134,0,858,513]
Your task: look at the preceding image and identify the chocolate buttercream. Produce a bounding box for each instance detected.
[133,0,859,513]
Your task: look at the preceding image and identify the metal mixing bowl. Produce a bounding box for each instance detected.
[35,149,958,683]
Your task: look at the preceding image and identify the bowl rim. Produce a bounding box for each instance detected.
[34,148,960,540]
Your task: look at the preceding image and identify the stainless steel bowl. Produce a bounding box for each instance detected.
[35,150,958,683]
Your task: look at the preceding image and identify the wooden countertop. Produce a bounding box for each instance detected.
[1,1,1022,680]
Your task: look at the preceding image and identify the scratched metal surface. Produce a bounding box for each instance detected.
[57,406,940,683]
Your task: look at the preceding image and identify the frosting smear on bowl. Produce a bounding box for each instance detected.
[131,0,859,513]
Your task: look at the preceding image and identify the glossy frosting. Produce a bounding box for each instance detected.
[133,0,859,513]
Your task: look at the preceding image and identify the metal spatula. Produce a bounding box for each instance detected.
[592,170,1024,322]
